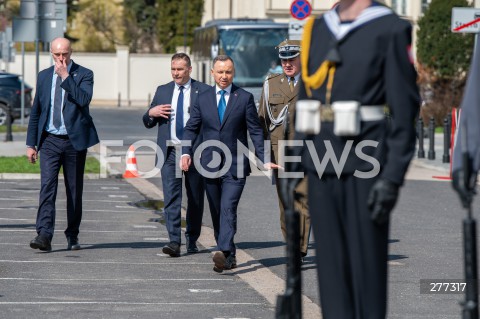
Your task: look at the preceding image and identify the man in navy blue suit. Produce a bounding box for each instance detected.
[143,53,210,257]
[26,37,99,252]
[180,55,279,272]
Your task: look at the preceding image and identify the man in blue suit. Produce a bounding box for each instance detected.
[26,37,99,252]
[180,55,279,272]
[143,53,210,257]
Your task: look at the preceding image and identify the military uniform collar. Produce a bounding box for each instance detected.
[324,2,393,41]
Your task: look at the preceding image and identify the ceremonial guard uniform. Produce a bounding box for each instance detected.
[258,40,310,257]
[297,2,420,318]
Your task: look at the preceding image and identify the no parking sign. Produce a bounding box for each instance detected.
[289,0,312,40]
[290,0,312,20]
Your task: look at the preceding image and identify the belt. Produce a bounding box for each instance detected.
[320,105,385,122]
[46,132,69,140]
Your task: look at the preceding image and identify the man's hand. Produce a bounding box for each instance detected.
[367,178,399,225]
[263,162,282,170]
[54,59,69,80]
[452,169,477,209]
[180,155,191,171]
[27,147,38,164]
[148,104,172,119]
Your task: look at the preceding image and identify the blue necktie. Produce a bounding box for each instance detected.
[53,76,63,129]
[218,90,226,123]
[176,86,184,140]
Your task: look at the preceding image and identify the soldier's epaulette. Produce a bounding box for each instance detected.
[267,73,283,81]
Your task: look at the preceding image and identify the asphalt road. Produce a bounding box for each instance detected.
[0,107,478,318]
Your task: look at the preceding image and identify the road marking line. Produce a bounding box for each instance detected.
[0,302,261,305]
[0,260,213,265]
[133,225,157,228]
[101,187,120,190]
[0,218,159,224]
[108,195,129,198]
[0,229,160,233]
[0,278,232,281]
[188,289,223,293]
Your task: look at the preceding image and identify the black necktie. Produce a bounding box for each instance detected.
[176,86,184,140]
[53,76,63,129]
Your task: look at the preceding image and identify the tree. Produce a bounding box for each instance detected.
[123,0,158,53]
[156,0,204,54]
[416,0,474,125]
[69,0,126,52]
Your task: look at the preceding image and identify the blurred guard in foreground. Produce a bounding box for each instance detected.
[295,1,420,318]
[452,32,480,319]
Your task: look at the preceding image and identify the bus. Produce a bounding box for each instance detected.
[192,19,288,104]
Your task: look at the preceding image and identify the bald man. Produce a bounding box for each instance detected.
[26,37,99,252]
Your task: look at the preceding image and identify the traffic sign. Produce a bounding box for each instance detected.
[289,19,307,40]
[451,7,480,33]
[290,0,312,20]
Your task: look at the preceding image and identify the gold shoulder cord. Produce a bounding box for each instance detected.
[301,16,336,104]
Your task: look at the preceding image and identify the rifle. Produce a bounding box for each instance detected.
[275,149,302,319]
[461,123,478,319]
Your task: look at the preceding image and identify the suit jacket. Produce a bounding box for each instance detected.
[26,61,99,151]
[182,84,265,178]
[143,79,210,160]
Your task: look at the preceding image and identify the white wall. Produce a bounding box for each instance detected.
[4,49,173,107]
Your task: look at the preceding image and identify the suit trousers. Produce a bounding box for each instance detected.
[204,172,246,256]
[37,133,87,240]
[307,172,389,319]
[161,147,204,244]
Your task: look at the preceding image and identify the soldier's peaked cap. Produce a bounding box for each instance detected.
[276,39,301,59]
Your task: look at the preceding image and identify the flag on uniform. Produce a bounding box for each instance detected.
[453,34,480,173]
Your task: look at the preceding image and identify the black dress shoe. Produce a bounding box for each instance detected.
[30,235,51,252]
[67,237,81,251]
[162,242,180,257]
[186,240,199,253]
[212,252,237,273]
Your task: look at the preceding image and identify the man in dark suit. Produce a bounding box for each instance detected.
[143,53,209,257]
[26,37,99,252]
[180,55,279,272]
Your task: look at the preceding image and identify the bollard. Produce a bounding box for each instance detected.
[428,117,435,160]
[442,117,450,163]
[117,93,121,108]
[447,112,452,151]
[4,107,13,142]
[417,117,425,158]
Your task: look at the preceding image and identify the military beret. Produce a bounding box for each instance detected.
[276,39,301,59]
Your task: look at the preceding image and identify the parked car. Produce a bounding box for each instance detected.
[0,72,33,126]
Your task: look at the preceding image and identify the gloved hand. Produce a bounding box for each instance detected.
[367,178,399,225]
[452,169,477,209]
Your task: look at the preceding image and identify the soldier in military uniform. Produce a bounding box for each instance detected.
[296,1,420,318]
[258,40,310,259]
